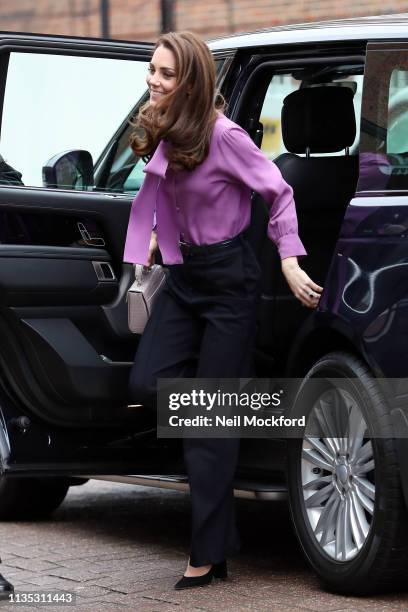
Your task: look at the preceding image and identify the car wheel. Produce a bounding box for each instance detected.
[287,351,408,595]
[0,476,70,520]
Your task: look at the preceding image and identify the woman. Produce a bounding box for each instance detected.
[123,31,323,590]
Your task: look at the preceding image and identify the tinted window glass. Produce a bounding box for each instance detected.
[96,58,228,196]
[0,52,148,192]
[260,74,299,159]
[387,69,408,154]
[359,50,408,191]
[260,73,363,160]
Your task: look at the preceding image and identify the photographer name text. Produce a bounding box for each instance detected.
[167,415,305,427]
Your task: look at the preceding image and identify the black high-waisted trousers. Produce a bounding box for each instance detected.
[128,233,262,566]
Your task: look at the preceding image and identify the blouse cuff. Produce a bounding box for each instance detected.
[272,232,308,260]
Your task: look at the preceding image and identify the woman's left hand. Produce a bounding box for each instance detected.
[146,230,158,267]
[281,257,323,309]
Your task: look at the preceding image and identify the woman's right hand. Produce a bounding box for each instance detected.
[147,230,158,267]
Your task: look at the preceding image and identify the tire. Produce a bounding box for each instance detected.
[287,351,408,595]
[0,476,70,520]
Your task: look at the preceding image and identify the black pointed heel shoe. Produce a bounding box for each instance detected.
[174,560,228,590]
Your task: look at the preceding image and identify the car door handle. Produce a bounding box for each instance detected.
[92,261,116,281]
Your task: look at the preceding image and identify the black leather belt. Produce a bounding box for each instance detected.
[179,233,244,256]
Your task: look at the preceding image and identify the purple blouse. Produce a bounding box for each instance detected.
[123,111,307,265]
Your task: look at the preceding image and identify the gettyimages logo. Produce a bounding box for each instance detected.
[166,387,305,428]
[157,378,307,438]
[155,376,408,440]
[167,388,283,411]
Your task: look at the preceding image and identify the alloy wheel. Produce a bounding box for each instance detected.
[301,387,376,561]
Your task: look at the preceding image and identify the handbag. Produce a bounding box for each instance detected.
[127,263,166,334]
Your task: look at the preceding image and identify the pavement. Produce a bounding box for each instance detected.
[0,480,407,611]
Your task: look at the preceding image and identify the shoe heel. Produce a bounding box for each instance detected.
[212,560,228,580]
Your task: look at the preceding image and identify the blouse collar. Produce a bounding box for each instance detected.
[143,140,169,179]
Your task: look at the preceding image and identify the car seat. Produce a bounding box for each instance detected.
[273,85,359,289]
[251,85,360,354]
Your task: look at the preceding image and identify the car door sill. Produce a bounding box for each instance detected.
[86,474,287,500]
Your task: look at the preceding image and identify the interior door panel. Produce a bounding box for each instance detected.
[0,186,139,423]
[0,245,116,306]
[19,317,130,403]
[0,28,152,426]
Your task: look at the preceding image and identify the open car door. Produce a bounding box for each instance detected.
[0,33,156,433]
[0,34,234,477]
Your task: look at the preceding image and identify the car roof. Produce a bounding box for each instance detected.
[208,13,408,51]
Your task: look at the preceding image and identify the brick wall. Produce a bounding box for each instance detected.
[0,0,407,41]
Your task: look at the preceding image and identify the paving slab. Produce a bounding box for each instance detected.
[0,481,406,611]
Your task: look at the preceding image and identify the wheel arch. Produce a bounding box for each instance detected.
[288,329,408,527]
[286,317,382,378]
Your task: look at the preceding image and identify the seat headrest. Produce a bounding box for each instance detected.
[281,86,356,154]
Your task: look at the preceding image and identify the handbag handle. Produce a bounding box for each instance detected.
[134,263,152,286]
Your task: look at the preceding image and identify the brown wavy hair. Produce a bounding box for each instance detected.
[129,30,225,172]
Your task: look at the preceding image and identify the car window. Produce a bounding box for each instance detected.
[96,58,229,195]
[0,52,149,192]
[260,74,299,159]
[387,69,408,154]
[359,49,408,191]
[260,73,363,160]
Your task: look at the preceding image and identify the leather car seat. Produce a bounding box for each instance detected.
[273,85,359,289]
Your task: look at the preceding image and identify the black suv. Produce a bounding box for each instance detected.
[0,14,408,595]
